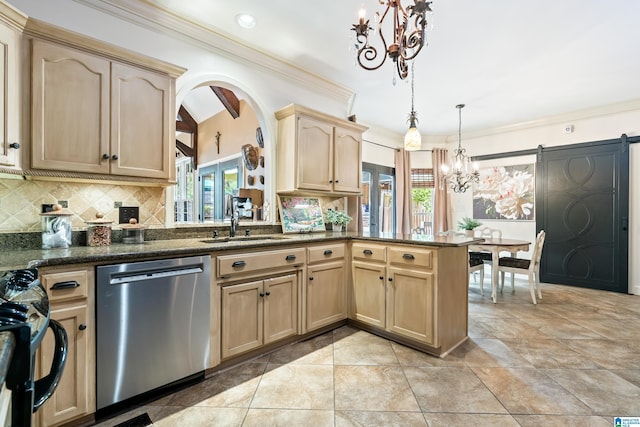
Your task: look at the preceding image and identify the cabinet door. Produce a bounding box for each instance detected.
[351,261,386,328]
[264,274,298,344]
[296,116,333,191]
[0,22,20,168]
[221,280,263,359]
[38,303,93,427]
[306,261,346,331]
[31,40,110,174]
[111,62,172,179]
[386,266,435,345]
[333,126,362,193]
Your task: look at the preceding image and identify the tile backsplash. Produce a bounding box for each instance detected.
[0,177,166,232]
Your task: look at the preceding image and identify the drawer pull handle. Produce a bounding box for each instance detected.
[363,249,373,255]
[78,324,87,331]
[285,255,297,261]
[51,280,80,290]
[323,249,333,256]
[403,254,415,260]
[231,261,246,268]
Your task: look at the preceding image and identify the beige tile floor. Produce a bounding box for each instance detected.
[97,276,640,427]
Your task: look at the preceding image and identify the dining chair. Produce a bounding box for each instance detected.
[469,226,502,262]
[468,254,485,295]
[496,230,546,304]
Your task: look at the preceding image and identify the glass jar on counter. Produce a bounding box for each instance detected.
[85,213,113,246]
[121,218,145,244]
[41,205,73,249]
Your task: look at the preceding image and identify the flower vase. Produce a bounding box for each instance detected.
[465,230,474,237]
[332,224,343,232]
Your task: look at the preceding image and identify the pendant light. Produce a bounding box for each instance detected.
[404,62,421,151]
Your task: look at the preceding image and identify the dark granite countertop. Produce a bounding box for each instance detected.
[0,232,481,270]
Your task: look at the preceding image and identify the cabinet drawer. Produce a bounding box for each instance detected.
[307,243,345,264]
[389,246,433,270]
[218,247,305,278]
[351,242,386,263]
[40,269,89,303]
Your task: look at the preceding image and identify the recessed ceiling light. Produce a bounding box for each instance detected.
[236,13,256,29]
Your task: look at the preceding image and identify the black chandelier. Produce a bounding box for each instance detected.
[351,0,433,80]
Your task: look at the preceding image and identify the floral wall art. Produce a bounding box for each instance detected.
[472,164,535,221]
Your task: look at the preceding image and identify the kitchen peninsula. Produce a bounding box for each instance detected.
[1,232,477,426]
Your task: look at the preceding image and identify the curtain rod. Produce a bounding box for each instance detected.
[363,139,432,152]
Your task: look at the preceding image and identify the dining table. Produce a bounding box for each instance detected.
[468,238,531,303]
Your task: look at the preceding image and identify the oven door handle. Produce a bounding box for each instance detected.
[33,319,68,411]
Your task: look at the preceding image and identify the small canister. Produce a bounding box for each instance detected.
[85,213,112,246]
[41,204,73,249]
[121,218,145,244]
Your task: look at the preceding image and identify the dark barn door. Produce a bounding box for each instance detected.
[536,136,630,293]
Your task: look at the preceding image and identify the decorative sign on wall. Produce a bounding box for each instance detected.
[472,164,535,221]
[277,196,326,233]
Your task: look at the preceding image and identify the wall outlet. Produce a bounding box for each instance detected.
[114,201,123,208]
[564,124,574,134]
[119,206,139,224]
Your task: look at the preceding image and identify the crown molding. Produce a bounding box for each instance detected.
[74,0,354,105]
[0,1,27,31]
[447,98,640,143]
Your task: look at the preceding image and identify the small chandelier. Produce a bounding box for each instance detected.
[404,63,421,151]
[440,104,479,193]
[351,1,433,80]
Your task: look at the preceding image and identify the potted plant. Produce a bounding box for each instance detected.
[457,216,482,237]
[325,209,352,232]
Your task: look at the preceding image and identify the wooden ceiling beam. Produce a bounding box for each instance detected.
[210,86,240,119]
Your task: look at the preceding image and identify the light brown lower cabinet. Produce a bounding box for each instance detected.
[221,273,298,359]
[350,241,467,354]
[36,267,95,427]
[305,243,348,332]
[351,261,386,328]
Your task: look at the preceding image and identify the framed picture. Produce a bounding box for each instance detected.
[277,196,326,233]
[472,163,535,221]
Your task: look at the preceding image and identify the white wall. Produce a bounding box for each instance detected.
[447,106,640,295]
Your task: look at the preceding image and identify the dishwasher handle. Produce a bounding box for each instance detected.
[109,265,204,285]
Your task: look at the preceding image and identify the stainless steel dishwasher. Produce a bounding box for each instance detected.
[96,255,211,410]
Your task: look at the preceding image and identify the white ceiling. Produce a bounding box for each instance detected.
[14,0,640,136]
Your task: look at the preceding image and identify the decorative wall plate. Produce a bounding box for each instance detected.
[256,127,264,148]
[242,144,259,171]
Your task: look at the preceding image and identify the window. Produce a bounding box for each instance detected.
[175,157,195,223]
[362,163,395,233]
[411,168,434,234]
[198,157,243,222]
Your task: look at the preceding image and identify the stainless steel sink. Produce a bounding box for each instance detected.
[200,235,290,244]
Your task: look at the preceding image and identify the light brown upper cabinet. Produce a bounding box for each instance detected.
[275,104,368,195]
[28,23,184,182]
[0,4,25,169]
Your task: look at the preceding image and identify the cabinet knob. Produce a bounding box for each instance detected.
[388,277,393,282]
[309,276,314,281]
[265,291,271,296]
[259,292,265,297]
[9,142,20,149]
[102,153,110,160]
[111,154,119,160]
[379,276,384,280]
[335,180,339,183]
[79,324,87,331]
